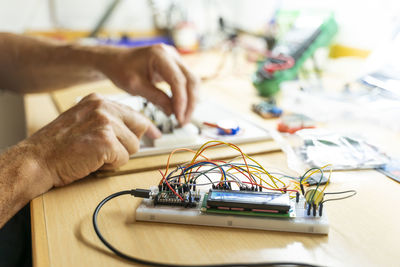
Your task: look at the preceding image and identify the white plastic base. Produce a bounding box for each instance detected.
[100,94,271,157]
[136,195,329,235]
[153,124,199,148]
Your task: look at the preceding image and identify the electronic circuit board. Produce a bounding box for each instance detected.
[136,191,329,234]
[102,94,271,157]
[253,10,338,96]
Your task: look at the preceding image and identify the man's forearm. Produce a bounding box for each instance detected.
[0,33,116,93]
[0,141,53,228]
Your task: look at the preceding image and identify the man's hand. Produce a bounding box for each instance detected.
[25,93,161,187]
[0,34,199,124]
[98,44,199,125]
[0,34,200,227]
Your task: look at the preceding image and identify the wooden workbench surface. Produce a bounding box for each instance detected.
[26,51,400,267]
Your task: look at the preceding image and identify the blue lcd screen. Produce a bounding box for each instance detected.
[208,190,289,206]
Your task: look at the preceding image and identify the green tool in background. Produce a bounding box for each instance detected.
[253,10,338,97]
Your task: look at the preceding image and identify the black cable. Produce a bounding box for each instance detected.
[93,190,322,267]
[322,190,357,204]
[323,190,357,195]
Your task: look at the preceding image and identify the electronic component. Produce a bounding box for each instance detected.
[93,141,357,266]
[277,113,315,134]
[140,99,200,147]
[203,120,240,136]
[297,173,328,186]
[142,100,177,134]
[305,188,324,204]
[152,187,201,208]
[253,11,338,96]
[136,191,328,234]
[252,101,283,119]
[304,188,324,216]
[95,193,327,266]
[204,189,290,214]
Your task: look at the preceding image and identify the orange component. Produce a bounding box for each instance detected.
[277,122,315,134]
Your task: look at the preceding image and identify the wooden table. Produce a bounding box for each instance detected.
[27,51,400,267]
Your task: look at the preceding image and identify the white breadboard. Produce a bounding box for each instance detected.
[102,94,271,157]
[136,195,329,235]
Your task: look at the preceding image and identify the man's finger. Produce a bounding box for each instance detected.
[110,119,141,155]
[101,133,130,170]
[113,103,162,139]
[145,122,162,139]
[177,63,199,124]
[80,92,103,103]
[160,45,199,124]
[135,79,173,116]
[152,52,188,124]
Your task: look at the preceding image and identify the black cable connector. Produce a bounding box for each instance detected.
[300,184,305,196]
[131,188,151,199]
[318,203,323,216]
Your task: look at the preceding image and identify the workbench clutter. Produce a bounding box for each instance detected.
[290,129,390,170]
[94,141,357,266]
[3,1,398,266]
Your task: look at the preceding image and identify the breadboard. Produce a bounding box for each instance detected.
[136,195,329,235]
[104,94,271,157]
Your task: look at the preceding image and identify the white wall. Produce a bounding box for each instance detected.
[0,0,155,33]
[0,0,399,50]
